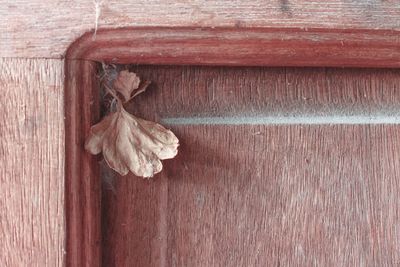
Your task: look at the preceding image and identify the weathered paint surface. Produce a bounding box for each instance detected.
[2,0,400,58]
[102,66,400,266]
[0,58,65,266]
[2,1,400,266]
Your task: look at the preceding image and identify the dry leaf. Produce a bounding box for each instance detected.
[86,68,178,178]
[113,70,141,102]
[85,106,179,178]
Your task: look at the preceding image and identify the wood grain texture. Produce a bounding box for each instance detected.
[102,66,400,266]
[3,1,399,266]
[0,58,65,266]
[2,0,400,58]
[67,27,400,68]
[65,59,102,267]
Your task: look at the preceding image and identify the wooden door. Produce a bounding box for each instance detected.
[2,2,400,266]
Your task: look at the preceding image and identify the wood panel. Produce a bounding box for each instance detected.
[0,58,65,266]
[102,66,400,266]
[127,66,400,119]
[2,0,400,58]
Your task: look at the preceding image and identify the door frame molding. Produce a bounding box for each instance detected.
[64,26,400,266]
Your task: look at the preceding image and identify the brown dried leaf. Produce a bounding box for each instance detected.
[113,70,141,102]
[85,107,179,178]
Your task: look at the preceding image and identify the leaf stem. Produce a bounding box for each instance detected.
[126,80,151,103]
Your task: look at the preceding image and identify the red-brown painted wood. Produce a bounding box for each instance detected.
[3,0,400,59]
[101,65,400,266]
[65,59,102,267]
[64,28,400,267]
[0,58,65,267]
[67,27,400,68]
[4,1,400,266]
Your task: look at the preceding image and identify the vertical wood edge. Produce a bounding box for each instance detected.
[65,59,101,267]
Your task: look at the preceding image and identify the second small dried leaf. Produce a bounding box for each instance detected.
[113,70,141,102]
